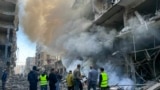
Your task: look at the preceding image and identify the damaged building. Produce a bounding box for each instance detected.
[35,44,66,74]
[93,0,160,89]
[6,0,160,89]
[0,0,18,76]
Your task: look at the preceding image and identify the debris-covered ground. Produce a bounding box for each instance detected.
[3,74,87,90]
[5,75,29,90]
[1,74,160,90]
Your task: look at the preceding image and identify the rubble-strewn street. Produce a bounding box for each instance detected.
[5,75,29,90]
[3,75,87,90]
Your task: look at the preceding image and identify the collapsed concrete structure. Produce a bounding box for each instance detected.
[93,0,160,89]
[35,44,66,74]
[0,0,18,76]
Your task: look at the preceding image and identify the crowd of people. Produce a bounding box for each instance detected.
[27,64,109,90]
[27,66,62,90]
[66,64,109,90]
[1,64,109,90]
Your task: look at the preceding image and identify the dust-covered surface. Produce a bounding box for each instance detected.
[5,75,29,90]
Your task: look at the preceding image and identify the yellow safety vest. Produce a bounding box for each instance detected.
[100,72,108,87]
[40,75,48,85]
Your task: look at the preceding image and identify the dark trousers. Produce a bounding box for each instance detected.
[79,81,83,90]
[88,81,96,90]
[41,85,47,90]
[101,87,109,90]
[68,86,74,90]
[2,82,6,90]
[74,79,83,90]
[29,83,37,90]
[49,85,56,90]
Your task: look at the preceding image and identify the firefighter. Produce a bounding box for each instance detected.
[99,67,109,90]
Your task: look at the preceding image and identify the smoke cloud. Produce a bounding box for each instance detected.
[19,0,133,88]
[19,0,93,49]
[19,0,160,89]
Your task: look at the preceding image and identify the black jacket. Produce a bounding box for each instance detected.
[49,72,58,86]
[1,71,8,82]
[56,74,62,81]
[99,74,102,87]
[28,70,38,84]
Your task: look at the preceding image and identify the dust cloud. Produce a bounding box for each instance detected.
[19,0,92,52]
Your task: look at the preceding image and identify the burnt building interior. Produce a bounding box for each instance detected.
[94,0,160,86]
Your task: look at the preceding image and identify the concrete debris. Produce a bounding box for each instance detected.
[5,75,29,90]
[147,83,160,90]
[4,75,88,90]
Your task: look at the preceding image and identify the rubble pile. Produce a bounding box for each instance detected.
[4,75,69,90]
[6,75,29,90]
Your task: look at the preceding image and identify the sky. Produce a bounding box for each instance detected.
[16,26,36,65]
[16,0,36,65]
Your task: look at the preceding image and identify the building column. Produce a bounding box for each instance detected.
[5,28,10,62]
[123,8,129,27]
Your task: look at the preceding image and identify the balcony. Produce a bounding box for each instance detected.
[0,1,16,13]
[0,21,14,28]
[94,0,156,28]
[0,10,15,16]
[0,13,14,23]
[0,0,18,31]
[93,0,124,28]
[3,0,17,4]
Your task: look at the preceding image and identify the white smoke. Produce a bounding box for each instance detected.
[60,23,136,89]
[119,78,134,90]
[61,12,160,89]
[60,26,116,57]
[62,58,82,72]
[64,32,102,56]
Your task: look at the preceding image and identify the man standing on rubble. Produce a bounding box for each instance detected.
[1,69,8,90]
[66,70,74,90]
[55,70,62,90]
[99,67,109,90]
[49,68,57,90]
[28,66,39,90]
[39,71,48,90]
[73,64,82,90]
[88,66,98,90]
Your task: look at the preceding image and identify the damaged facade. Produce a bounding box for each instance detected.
[93,0,160,89]
[24,57,35,74]
[0,0,18,76]
[35,44,66,74]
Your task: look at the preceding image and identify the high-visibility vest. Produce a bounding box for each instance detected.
[100,72,108,87]
[40,75,48,85]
